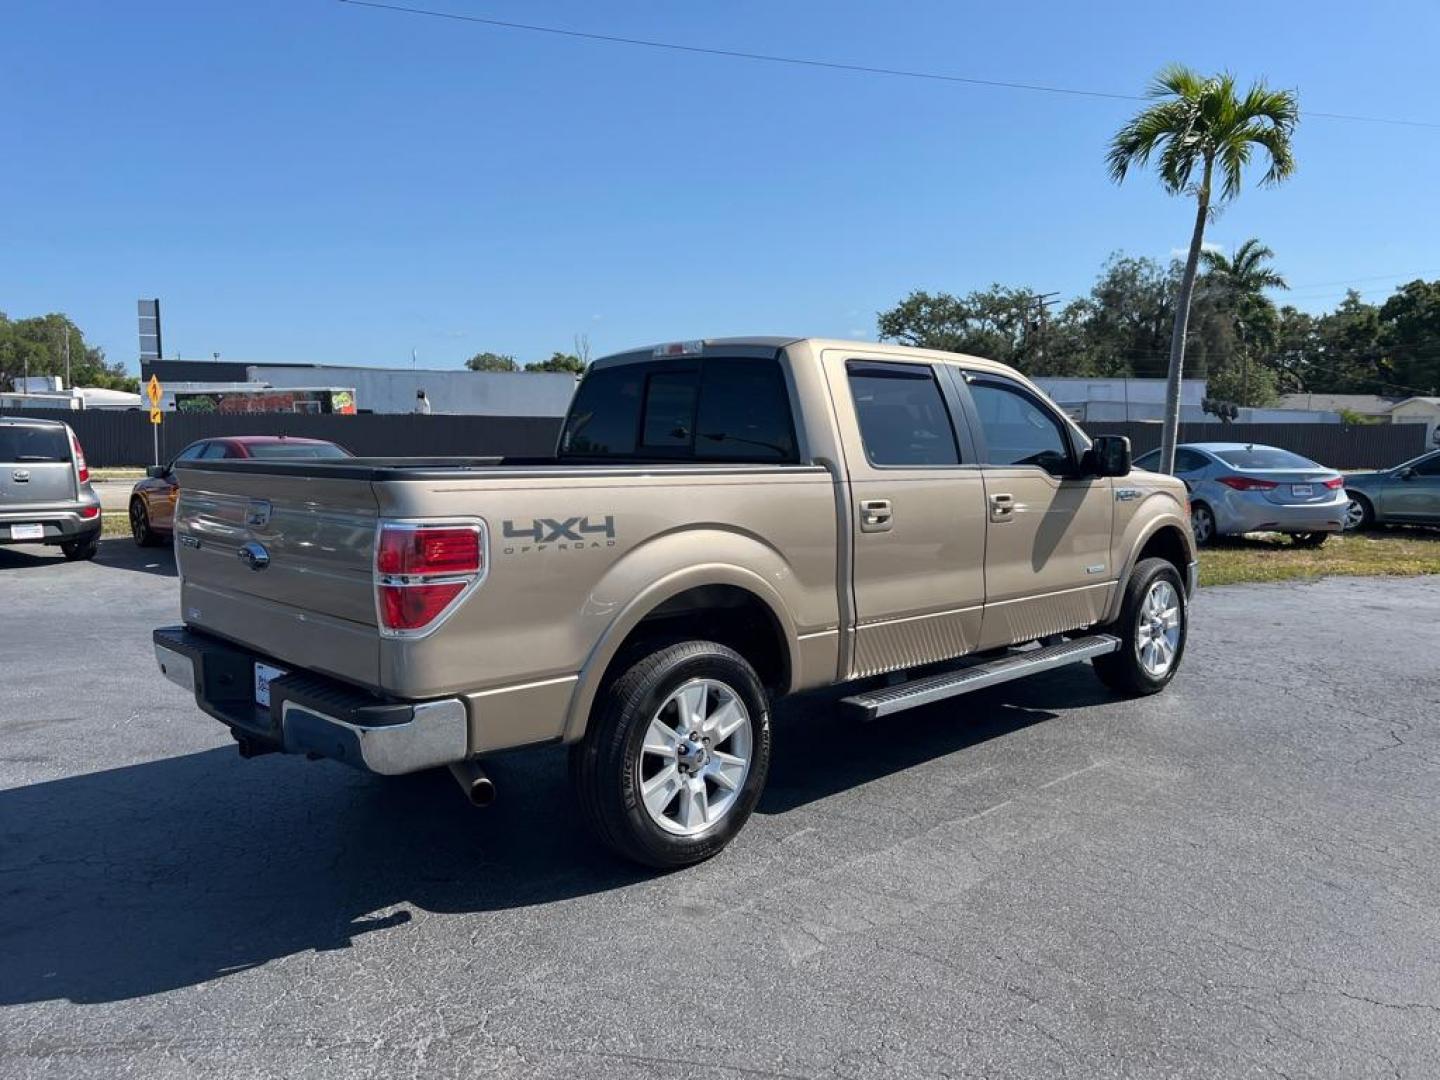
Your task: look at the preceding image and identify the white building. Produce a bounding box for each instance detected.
[1033,376,1339,424]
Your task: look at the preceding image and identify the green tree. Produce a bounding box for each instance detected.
[0,312,137,392]
[525,352,587,375]
[1108,65,1299,472]
[876,285,1051,371]
[1378,279,1440,395]
[465,351,520,372]
[1310,291,1384,393]
[1198,238,1288,405]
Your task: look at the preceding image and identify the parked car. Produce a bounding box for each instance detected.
[0,416,102,560]
[153,337,1196,868]
[129,435,351,546]
[1133,442,1347,547]
[1342,449,1440,530]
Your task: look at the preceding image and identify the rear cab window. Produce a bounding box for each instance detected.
[244,442,350,460]
[561,357,797,464]
[0,425,69,463]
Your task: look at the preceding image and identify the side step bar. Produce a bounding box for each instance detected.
[839,634,1121,721]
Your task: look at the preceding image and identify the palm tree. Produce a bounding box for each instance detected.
[1108,66,1299,473]
[1201,238,1289,403]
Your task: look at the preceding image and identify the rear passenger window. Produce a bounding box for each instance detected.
[846,362,960,466]
[1174,449,1208,473]
[562,368,644,457]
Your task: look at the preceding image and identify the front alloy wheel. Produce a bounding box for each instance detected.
[1134,579,1182,679]
[1343,495,1371,532]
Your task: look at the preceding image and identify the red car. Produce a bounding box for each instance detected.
[129,436,352,546]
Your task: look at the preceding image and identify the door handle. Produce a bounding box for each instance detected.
[989,493,1015,523]
[859,498,893,532]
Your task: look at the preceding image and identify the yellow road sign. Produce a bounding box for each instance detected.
[149,407,163,425]
[146,375,163,407]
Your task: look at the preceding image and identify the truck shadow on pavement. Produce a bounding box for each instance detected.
[0,668,1111,1007]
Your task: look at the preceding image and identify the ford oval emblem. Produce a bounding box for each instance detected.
[238,541,270,571]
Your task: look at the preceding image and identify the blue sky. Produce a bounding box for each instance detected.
[5,0,1439,373]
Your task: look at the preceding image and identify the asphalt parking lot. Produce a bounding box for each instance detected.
[2,541,1438,1079]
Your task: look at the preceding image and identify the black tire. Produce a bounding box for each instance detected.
[1291,532,1330,548]
[61,532,100,561]
[1190,502,1217,548]
[1343,492,1373,532]
[1093,557,1188,696]
[130,498,161,547]
[569,640,772,869]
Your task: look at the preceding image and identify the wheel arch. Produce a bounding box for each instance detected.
[562,565,799,744]
[1104,518,1195,625]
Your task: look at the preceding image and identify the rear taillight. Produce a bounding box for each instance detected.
[375,521,486,635]
[1323,477,1345,490]
[70,432,89,484]
[79,505,100,520]
[1217,475,1278,491]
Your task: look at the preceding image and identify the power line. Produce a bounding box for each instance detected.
[336,1,1440,130]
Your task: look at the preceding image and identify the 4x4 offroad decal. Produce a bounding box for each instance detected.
[501,515,616,554]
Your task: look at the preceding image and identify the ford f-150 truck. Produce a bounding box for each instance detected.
[154,337,1196,867]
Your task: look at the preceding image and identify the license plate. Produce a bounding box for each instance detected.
[10,523,44,541]
[1291,484,1313,497]
[254,663,287,708]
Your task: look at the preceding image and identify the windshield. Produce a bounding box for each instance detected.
[244,442,350,460]
[1213,446,1319,470]
[0,425,69,463]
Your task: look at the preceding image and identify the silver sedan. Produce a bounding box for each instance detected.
[1133,442,1348,547]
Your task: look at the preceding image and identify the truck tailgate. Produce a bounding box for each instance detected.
[173,466,382,689]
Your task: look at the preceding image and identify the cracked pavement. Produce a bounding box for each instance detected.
[2,541,1438,1078]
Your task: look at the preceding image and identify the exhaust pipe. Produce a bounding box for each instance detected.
[448,759,496,808]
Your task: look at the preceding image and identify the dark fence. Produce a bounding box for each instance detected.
[1077,421,1428,470]
[0,409,563,467]
[2,409,1426,471]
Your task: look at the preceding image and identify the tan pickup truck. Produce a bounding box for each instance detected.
[154,337,1195,867]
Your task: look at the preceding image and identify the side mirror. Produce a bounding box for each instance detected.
[1399,466,1417,480]
[146,465,168,479]
[1085,435,1132,478]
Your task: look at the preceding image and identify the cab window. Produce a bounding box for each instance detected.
[969,378,1072,476]
[846,362,960,467]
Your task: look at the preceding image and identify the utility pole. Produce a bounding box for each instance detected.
[1026,292,1060,371]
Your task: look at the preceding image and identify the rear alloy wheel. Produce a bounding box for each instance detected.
[1094,557,1187,696]
[1190,503,1217,547]
[1343,493,1373,532]
[130,498,161,547]
[570,640,771,869]
[1291,532,1330,548]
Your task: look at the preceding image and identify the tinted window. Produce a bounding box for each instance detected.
[561,367,644,457]
[694,359,795,462]
[1213,446,1318,469]
[640,370,698,450]
[0,425,68,463]
[847,362,960,466]
[970,379,1071,474]
[198,441,230,459]
[1134,449,1160,472]
[1414,453,1440,476]
[245,442,351,460]
[560,358,797,463]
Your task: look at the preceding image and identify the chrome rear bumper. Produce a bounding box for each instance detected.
[153,626,469,775]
